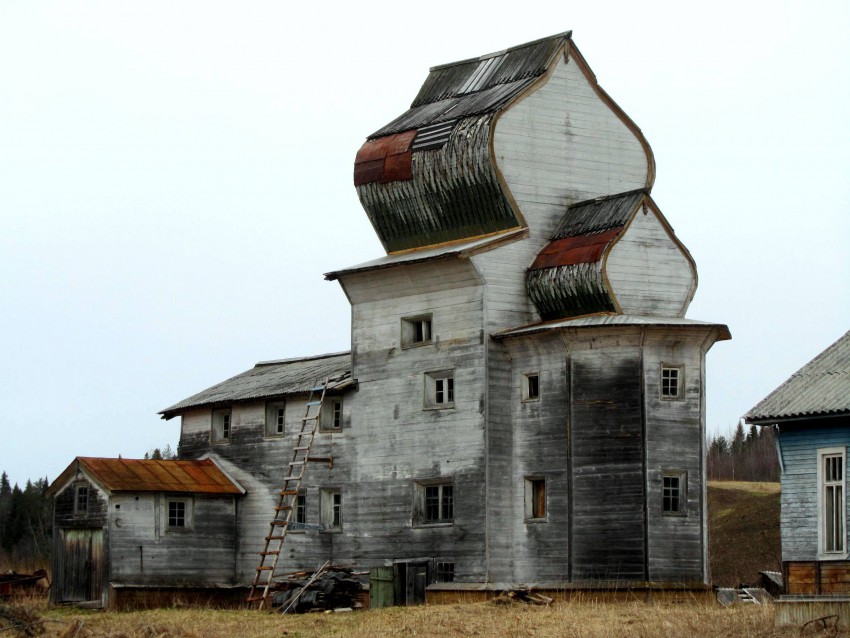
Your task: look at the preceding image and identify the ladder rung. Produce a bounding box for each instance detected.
[289,461,305,466]
[274,506,292,512]
[302,416,319,422]
[293,446,310,451]
[306,401,322,406]
[279,489,298,496]
[265,535,285,541]
[256,566,274,571]
[259,551,279,556]
[270,520,289,526]
[311,386,325,392]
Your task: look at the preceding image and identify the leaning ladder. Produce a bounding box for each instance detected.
[247,377,335,609]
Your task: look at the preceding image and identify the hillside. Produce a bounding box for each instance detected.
[708,480,781,587]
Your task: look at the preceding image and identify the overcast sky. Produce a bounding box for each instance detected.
[1,1,848,487]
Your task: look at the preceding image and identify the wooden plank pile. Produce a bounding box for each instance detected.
[271,565,367,613]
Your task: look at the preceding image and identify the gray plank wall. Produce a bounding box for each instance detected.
[778,421,850,562]
[642,329,710,583]
[107,493,238,586]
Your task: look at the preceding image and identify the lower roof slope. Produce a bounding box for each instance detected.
[745,330,850,424]
[160,351,352,420]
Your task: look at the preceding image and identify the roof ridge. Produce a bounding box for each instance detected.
[428,31,572,72]
[254,350,351,367]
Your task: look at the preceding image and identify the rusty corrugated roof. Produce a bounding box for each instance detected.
[76,457,243,494]
[745,330,850,423]
[493,313,732,340]
[159,351,352,419]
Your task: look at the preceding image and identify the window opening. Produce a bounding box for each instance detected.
[266,402,286,436]
[74,485,88,514]
[425,370,455,409]
[822,450,846,553]
[524,478,546,519]
[661,367,681,399]
[523,373,540,401]
[436,562,455,582]
[402,315,433,348]
[168,500,186,528]
[425,484,453,522]
[662,472,686,514]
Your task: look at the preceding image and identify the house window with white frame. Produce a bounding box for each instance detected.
[424,370,454,409]
[523,373,540,401]
[320,489,342,530]
[211,409,232,443]
[661,366,683,400]
[265,401,286,437]
[321,398,343,431]
[662,471,687,514]
[820,448,846,554]
[402,314,433,348]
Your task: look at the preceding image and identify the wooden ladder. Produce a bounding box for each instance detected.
[247,377,336,609]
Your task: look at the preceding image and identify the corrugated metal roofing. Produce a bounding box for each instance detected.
[552,190,645,239]
[531,227,623,269]
[159,352,351,419]
[324,228,527,280]
[493,313,732,340]
[77,457,243,494]
[745,330,850,423]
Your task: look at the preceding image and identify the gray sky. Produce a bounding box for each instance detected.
[2,1,848,488]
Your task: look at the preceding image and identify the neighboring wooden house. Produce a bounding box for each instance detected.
[58,31,730,605]
[48,457,244,608]
[745,330,850,596]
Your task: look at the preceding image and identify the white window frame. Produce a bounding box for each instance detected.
[524,477,547,521]
[660,365,684,401]
[265,401,286,437]
[401,314,433,349]
[818,447,847,557]
[320,488,342,531]
[522,373,540,402]
[211,408,232,444]
[662,470,687,516]
[165,497,193,531]
[320,397,343,432]
[413,480,454,526]
[424,370,455,409]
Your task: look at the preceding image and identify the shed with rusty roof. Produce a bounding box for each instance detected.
[49,457,245,608]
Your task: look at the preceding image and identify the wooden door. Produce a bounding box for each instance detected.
[56,529,104,604]
[369,567,395,608]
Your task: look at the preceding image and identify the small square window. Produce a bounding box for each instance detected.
[321,398,343,431]
[414,481,454,525]
[265,401,286,437]
[662,471,687,515]
[661,366,683,400]
[402,315,433,348]
[321,489,342,531]
[436,562,455,582]
[166,498,192,530]
[212,409,232,443]
[74,485,89,514]
[524,477,546,520]
[523,373,540,401]
[425,370,455,409]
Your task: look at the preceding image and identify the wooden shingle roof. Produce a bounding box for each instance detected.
[745,330,850,424]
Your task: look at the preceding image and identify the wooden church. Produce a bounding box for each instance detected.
[50,31,730,607]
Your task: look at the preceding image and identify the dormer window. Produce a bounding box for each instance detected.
[402,315,432,348]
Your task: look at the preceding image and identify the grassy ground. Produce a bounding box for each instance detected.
[3,596,807,638]
[708,481,781,587]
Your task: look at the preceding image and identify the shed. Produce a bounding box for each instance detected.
[48,456,244,608]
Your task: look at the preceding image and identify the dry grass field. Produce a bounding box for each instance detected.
[3,596,811,638]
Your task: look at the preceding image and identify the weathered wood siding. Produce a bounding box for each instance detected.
[108,493,238,586]
[778,421,850,562]
[570,343,646,580]
[493,53,650,241]
[606,205,696,317]
[642,330,707,583]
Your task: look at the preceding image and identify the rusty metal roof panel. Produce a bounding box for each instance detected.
[76,458,243,494]
[159,351,351,419]
[745,330,850,423]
